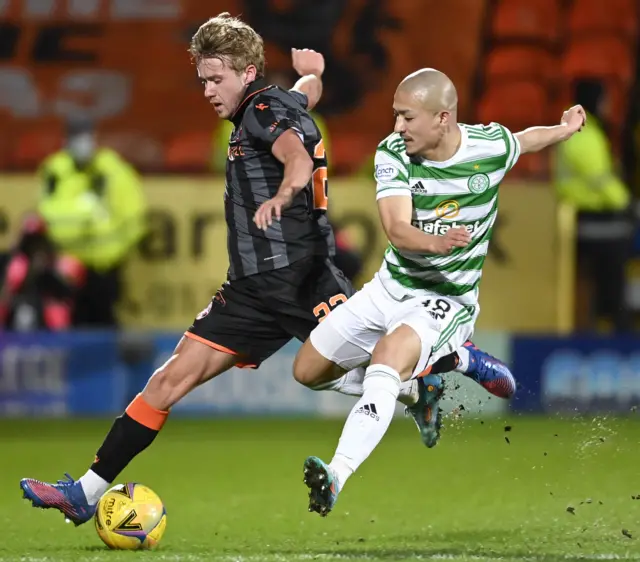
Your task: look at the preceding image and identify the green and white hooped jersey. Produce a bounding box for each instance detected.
[374,123,521,306]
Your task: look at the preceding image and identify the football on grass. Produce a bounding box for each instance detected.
[95,483,166,550]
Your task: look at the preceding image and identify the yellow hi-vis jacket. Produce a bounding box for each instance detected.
[37,148,147,271]
[554,113,630,211]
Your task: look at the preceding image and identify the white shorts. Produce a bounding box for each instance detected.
[310,273,477,378]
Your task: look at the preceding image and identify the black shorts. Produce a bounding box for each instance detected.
[186,256,355,367]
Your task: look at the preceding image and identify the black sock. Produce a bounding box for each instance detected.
[90,413,160,483]
[429,352,460,375]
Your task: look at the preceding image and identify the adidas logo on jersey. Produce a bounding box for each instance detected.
[355,403,379,421]
[412,181,429,194]
[413,219,484,237]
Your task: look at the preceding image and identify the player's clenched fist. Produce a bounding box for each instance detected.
[561,104,587,135]
[430,226,471,255]
[292,48,325,78]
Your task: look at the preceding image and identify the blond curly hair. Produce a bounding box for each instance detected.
[190,13,265,77]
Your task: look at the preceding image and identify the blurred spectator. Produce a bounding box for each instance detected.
[37,118,147,328]
[0,214,85,332]
[553,78,633,333]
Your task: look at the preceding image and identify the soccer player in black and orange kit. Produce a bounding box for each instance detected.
[20,13,515,525]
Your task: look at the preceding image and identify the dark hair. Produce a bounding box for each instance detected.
[573,78,604,118]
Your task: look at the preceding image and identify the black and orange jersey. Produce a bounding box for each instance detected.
[224,79,335,281]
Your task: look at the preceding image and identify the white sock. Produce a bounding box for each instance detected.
[398,379,419,406]
[454,346,470,373]
[313,367,366,396]
[79,470,110,505]
[313,367,417,405]
[329,364,400,488]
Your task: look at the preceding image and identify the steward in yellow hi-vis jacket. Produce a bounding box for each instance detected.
[555,114,629,212]
[553,79,632,333]
[37,118,147,327]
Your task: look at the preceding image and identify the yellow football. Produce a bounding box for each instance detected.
[94,483,166,550]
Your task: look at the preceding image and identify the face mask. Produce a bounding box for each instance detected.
[68,133,96,163]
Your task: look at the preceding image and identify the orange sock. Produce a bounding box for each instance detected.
[91,393,170,483]
[125,393,169,431]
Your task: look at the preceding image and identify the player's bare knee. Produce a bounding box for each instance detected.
[143,338,234,409]
[292,341,319,386]
[293,340,335,388]
[143,360,201,410]
[370,335,399,366]
[371,325,422,379]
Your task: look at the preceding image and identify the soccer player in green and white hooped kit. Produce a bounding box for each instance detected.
[293,68,587,516]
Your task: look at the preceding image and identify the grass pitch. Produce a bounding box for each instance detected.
[1,415,640,561]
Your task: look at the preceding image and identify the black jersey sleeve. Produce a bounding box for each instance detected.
[243,96,305,149]
[288,89,309,109]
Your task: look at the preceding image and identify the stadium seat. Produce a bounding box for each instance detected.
[164,131,212,172]
[328,132,372,176]
[484,45,557,85]
[477,80,549,132]
[562,37,635,86]
[511,151,550,180]
[491,0,560,45]
[11,129,63,170]
[99,131,164,171]
[568,0,638,41]
[0,117,11,170]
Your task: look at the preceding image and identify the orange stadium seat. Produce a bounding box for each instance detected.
[511,151,550,180]
[562,37,635,85]
[484,45,557,84]
[99,131,164,171]
[0,117,11,169]
[164,131,212,172]
[11,130,63,170]
[477,80,549,131]
[328,133,373,176]
[568,0,638,41]
[491,0,560,44]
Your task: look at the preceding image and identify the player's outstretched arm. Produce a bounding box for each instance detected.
[378,196,471,256]
[290,48,324,111]
[515,105,586,154]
